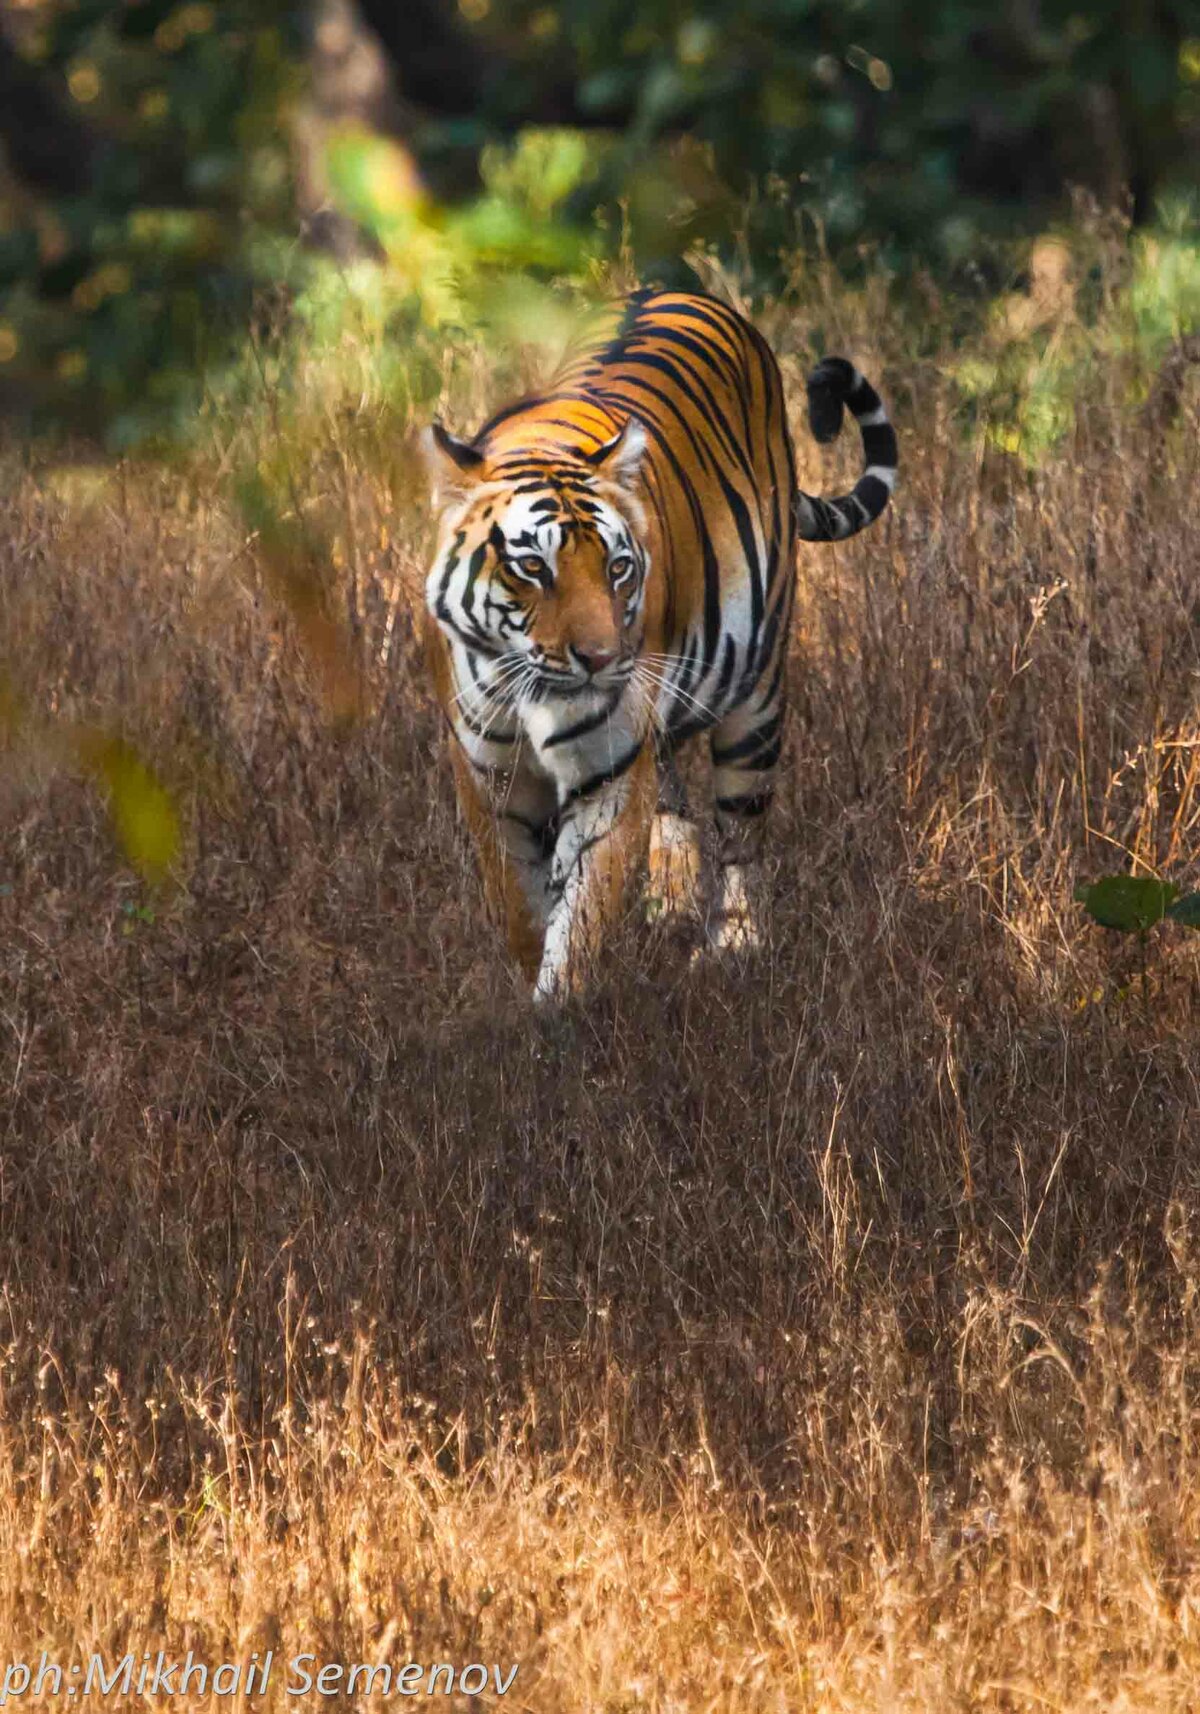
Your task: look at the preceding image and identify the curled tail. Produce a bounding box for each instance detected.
[796,357,898,543]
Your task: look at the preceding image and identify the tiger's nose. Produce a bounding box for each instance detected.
[571,645,618,676]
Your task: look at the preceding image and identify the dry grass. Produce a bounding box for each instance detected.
[1,275,1200,1711]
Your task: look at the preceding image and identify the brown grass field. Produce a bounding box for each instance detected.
[1,268,1199,1710]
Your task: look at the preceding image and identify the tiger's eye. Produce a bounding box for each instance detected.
[518,555,546,577]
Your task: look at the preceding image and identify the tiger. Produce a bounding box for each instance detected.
[421,287,897,1000]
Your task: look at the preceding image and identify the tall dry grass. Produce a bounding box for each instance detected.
[1,268,1199,1710]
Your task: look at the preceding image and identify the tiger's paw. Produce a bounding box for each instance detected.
[645,813,702,925]
[532,962,570,1005]
[693,864,763,963]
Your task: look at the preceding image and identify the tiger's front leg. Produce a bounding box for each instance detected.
[646,751,702,925]
[448,744,557,983]
[534,744,656,1002]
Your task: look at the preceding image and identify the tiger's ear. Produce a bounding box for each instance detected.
[585,416,648,490]
[421,421,485,499]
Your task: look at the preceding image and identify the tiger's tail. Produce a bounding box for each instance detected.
[795,358,898,543]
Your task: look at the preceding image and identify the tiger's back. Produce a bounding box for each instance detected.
[479,289,799,752]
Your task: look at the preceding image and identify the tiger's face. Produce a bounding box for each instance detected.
[423,419,650,705]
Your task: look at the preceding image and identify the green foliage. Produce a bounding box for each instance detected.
[1075,874,1200,935]
[487,0,1199,271]
[0,5,606,445]
[1168,893,1200,930]
[0,1,1196,447]
[1127,203,1200,357]
[951,202,1200,463]
[320,125,597,327]
[0,1,303,446]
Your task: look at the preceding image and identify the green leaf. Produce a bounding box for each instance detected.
[1074,874,1179,933]
[1166,892,1200,930]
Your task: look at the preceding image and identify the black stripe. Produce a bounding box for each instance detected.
[716,790,772,818]
[854,474,891,517]
[529,416,607,442]
[860,422,898,467]
[618,345,757,487]
[503,811,557,860]
[478,393,543,438]
[596,383,722,667]
[599,287,657,364]
[753,328,794,592]
[458,706,516,744]
[665,715,712,746]
[848,374,880,413]
[712,459,764,644]
[664,627,702,730]
[748,592,785,691]
[640,319,742,393]
[760,634,789,712]
[434,527,465,614]
[460,540,488,623]
[714,633,738,706]
[555,829,607,882]
[803,494,854,543]
[436,607,503,656]
[712,709,784,765]
[669,311,758,455]
[738,731,783,771]
[543,701,615,748]
[664,295,747,347]
[562,741,643,807]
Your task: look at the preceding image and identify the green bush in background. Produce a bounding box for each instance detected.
[0,0,1196,448]
[0,1,306,445]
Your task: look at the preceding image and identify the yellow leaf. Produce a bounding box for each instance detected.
[80,736,181,884]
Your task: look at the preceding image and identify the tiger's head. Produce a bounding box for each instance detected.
[422,418,650,702]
